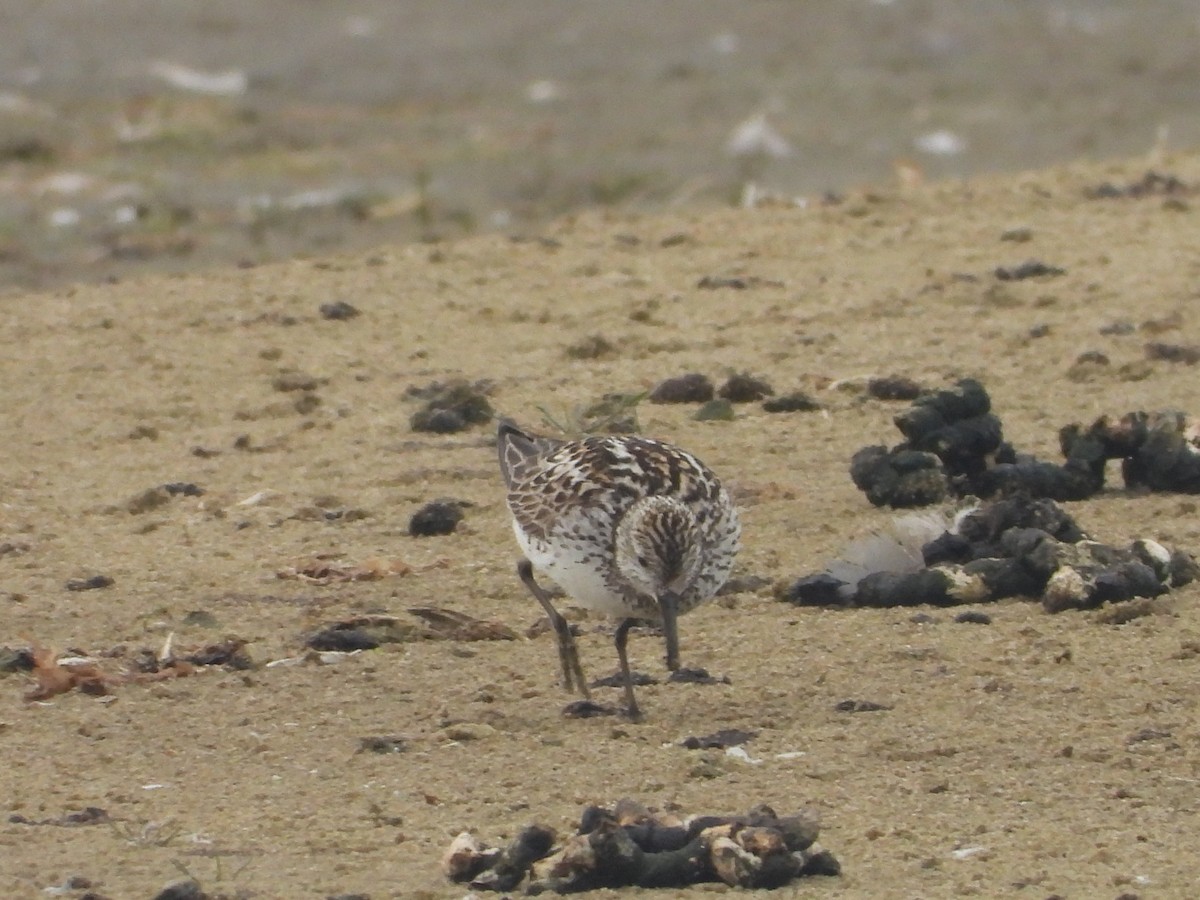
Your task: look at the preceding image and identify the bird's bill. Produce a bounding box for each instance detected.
[659,590,681,671]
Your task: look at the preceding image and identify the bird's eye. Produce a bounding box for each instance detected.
[636,555,651,569]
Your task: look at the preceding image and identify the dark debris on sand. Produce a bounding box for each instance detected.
[784,495,1199,613]
[409,499,468,536]
[851,378,1200,507]
[408,379,494,433]
[443,798,839,892]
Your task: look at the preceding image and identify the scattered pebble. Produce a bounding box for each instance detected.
[305,615,423,651]
[999,226,1033,243]
[762,391,821,413]
[409,379,494,433]
[954,610,992,625]
[1144,341,1200,364]
[126,486,173,514]
[667,667,730,685]
[718,372,774,403]
[649,373,714,404]
[319,300,360,320]
[162,482,204,497]
[565,334,616,360]
[65,575,114,592]
[358,736,408,754]
[834,699,891,712]
[409,499,466,536]
[680,728,757,749]
[1084,170,1191,200]
[151,879,207,900]
[0,647,34,672]
[994,260,1065,281]
[867,376,922,401]
[272,371,322,392]
[562,699,618,719]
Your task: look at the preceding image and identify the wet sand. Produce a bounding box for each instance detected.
[4,1,1200,292]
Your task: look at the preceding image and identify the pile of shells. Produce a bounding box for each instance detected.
[850,379,1200,507]
[443,799,839,892]
[785,495,1198,612]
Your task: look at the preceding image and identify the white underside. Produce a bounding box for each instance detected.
[514,520,644,618]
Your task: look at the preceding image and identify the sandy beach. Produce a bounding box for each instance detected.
[2,147,1200,897]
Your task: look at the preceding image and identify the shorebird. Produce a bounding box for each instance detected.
[497,420,741,718]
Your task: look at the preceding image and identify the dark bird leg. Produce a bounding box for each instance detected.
[517,558,589,697]
[659,590,681,672]
[614,618,642,721]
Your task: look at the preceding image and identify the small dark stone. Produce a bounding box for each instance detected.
[1084,170,1191,200]
[782,573,847,606]
[66,575,114,592]
[666,667,730,685]
[183,609,223,633]
[358,736,407,754]
[994,260,1066,281]
[411,407,466,433]
[319,300,360,320]
[565,334,616,360]
[483,824,557,892]
[697,275,751,290]
[680,728,757,749]
[649,373,714,404]
[718,372,774,403]
[306,629,381,652]
[834,699,891,712]
[62,807,110,826]
[152,880,208,900]
[591,670,657,688]
[162,482,204,497]
[409,379,494,433]
[272,371,322,392]
[0,136,55,162]
[184,639,253,669]
[562,699,617,718]
[762,391,820,413]
[409,500,465,537]
[954,610,992,625]
[1144,341,1200,365]
[1075,350,1110,366]
[0,647,35,672]
[852,568,962,607]
[867,376,922,401]
[922,532,971,566]
[798,847,842,877]
[999,226,1033,242]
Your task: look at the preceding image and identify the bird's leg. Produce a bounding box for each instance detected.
[614,618,642,721]
[517,558,589,697]
[659,590,681,672]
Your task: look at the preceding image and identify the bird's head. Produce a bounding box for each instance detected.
[613,496,703,601]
